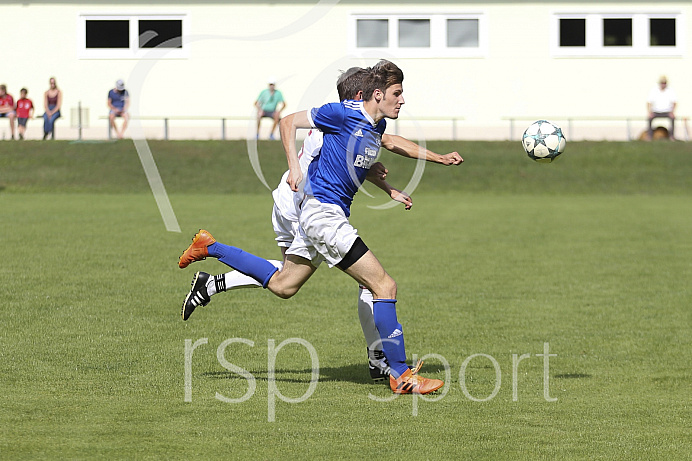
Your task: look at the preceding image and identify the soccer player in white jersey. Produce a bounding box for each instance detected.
[179,61,463,394]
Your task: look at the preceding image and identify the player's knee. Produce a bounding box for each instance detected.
[372,275,397,300]
[383,276,397,299]
[272,285,299,299]
[267,277,299,299]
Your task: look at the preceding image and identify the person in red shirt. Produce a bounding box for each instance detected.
[16,88,34,140]
[0,84,16,140]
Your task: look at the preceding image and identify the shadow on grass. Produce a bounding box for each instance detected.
[553,373,592,379]
[201,362,442,385]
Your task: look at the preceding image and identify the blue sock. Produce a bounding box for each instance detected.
[207,242,278,288]
[372,299,409,378]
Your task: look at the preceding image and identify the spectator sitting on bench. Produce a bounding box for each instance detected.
[647,75,677,141]
[43,77,62,140]
[16,88,34,140]
[0,84,16,140]
[108,79,130,139]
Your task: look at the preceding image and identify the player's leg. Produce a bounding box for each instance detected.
[182,205,304,319]
[178,230,317,313]
[193,247,313,300]
[263,253,317,298]
[358,286,390,380]
[340,248,404,370]
[342,249,443,394]
[181,259,284,321]
[181,255,314,320]
[211,260,284,294]
[181,231,280,287]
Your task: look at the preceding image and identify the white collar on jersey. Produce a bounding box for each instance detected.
[344,100,376,127]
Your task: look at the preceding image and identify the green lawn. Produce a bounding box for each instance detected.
[1,140,690,459]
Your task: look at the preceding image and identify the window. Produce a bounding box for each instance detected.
[552,12,682,56]
[79,14,188,59]
[86,20,129,48]
[650,18,675,46]
[398,19,430,47]
[356,19,388,47]
[559,18,586,47]
[603,18,632,46]
[139,20,182,48]
[351,13,487,57]
[447,19,479,48]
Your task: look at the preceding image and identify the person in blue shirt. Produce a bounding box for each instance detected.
[179,61,463,394]
[108,79,130,139]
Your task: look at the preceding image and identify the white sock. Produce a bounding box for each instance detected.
[206,260,283,296]
[358,286,383,353]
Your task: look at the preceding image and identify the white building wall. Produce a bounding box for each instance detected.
[1,1,689,141]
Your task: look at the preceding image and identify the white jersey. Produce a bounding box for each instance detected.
[647,86,677,113]
[271,129,323,222]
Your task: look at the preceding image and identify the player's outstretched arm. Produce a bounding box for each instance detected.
[365,162,412,210]
[279,111,311,191]
[381,134,463,165]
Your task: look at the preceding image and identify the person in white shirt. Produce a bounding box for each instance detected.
[647,76,677,140]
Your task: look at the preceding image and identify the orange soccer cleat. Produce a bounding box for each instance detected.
[389,361,444,394]
[178,229,217,268]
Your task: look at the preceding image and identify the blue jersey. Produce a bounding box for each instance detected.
[108,89,129,110]
[305,100,386,216]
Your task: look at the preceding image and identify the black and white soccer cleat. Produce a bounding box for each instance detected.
[368,348,391,381]
[182,271,211,321]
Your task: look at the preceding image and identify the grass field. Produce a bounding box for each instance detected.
[1,140,691,459]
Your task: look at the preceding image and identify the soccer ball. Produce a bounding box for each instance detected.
[522,120,566,163]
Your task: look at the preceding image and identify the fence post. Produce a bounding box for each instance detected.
[164,118,169,140]
[222,118,226,140]
[78,101,82,141]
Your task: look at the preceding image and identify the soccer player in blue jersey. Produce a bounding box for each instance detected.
[179,60,463,394]
[182,67,449,381]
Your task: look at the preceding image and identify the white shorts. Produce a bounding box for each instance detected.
[271,204,323,267]
[299,196,360,268]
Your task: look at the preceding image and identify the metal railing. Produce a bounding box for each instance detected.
[91,114,689,141]
[99,115,255,140]
[98,115,466,140]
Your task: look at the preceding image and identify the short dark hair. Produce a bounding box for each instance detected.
[364,59,404,101]
[336,67,369,101]
[20,88,27,94]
